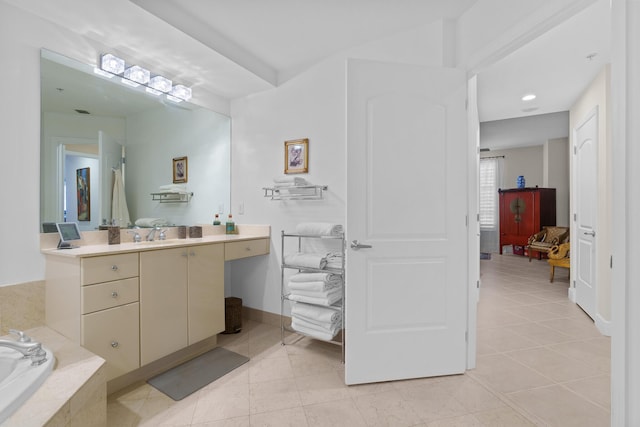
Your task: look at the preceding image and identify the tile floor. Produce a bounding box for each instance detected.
[107,254,610,426]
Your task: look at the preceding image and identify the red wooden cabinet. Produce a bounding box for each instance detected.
[498,188,556,254]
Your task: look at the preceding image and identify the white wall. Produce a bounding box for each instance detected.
[229,22,449,315]
[125,106,230,227]
[544,137,570,226]
[482,146,544,190]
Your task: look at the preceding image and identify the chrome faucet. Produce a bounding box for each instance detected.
[0,330,48,365]
[146,226,161,241]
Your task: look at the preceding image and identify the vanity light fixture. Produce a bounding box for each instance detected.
[100,54,125,75]
[169,84,192,101]
[97,53,193,102]
[124,65,150,85]
[148,75,172,93]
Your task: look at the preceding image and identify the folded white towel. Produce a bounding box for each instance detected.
[293,315,342,333]
[292,318,341,340]
[290,272,342,284]
[292,302,341,324]
[288,290,342,306]
[135,218,169,227]
[284,253,327,269]
[326,253,344,270]
[295,222,343,236]
[159,184,187,192]
[288,280,341,292]
[288,286,342,299]
[293,312,341,330]
[273,176,308,185]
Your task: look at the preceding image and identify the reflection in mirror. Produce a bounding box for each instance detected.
[40,50,231,231]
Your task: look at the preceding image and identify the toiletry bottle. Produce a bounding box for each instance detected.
[225,214,235,234]
[213,213,221,225]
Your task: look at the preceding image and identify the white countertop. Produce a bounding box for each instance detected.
[41,224,271,258]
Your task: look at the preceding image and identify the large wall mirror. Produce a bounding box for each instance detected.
[40,49,231,231]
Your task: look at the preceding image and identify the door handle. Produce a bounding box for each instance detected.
[350,240,372,250]
[583,231,596,237]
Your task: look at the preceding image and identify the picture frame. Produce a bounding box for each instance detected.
[173,156,188,183]
[284,138,309,174]
[76,167,91,221]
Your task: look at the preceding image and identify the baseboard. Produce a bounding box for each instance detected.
[595,314,612,336]
[243,306,284,327]
[568,287,576,302]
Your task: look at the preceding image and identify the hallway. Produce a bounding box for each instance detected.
[106,254,610,426]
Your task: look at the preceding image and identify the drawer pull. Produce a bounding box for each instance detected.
[111,265,118,271]
[190,251,196,257]
[111,291,119,298]
[111,341,119,348]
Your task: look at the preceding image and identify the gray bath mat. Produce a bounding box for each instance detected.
[147,347,249,400]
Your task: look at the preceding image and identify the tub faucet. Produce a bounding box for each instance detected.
[0,330,47,366]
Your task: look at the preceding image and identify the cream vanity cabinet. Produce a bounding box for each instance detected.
[81,254,140,381]
[140,243,224,366]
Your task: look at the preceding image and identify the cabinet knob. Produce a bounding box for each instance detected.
[111,341,119,348]
[245,247,251,251]
[190,251,196,257]
[111,291,118,298]
[111,265,118,271]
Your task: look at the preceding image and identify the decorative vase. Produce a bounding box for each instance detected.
[517,175,525,188]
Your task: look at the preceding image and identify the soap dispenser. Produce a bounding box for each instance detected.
[213,213,221,226]
[225,214,235,234]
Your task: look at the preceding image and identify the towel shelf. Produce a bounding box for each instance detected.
[150,192,193,203]
[280,230,345,362]
[263,185,328,200]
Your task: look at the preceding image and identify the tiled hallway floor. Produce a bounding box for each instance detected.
[107,254,610,426]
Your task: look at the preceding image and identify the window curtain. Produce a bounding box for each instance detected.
[479,157,503,253]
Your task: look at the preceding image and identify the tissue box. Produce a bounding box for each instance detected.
[188,226,202,238]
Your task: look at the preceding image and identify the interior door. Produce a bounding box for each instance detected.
[346,59,469,385]
[99,130,124,226]
[574,108,598,319]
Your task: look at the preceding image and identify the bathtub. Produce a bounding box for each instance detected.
[0,344,55,424]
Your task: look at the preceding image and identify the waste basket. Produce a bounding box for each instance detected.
[223,297,243,334]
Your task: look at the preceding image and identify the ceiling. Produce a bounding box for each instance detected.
[13,0,611,124]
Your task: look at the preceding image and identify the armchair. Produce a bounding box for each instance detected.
[526,226,569,261]
[547,242,570,282]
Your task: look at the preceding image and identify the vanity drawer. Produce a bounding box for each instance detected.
[81,253,139,285]
[225,238,270,261]
[81,277,139,314]
[82,302,140,381]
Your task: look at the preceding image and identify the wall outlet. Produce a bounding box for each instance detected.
[238,202,245,215]
[218,204,224,214]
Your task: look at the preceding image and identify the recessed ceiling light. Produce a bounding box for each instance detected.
[522,94,536,102]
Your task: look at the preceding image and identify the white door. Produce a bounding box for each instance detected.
[574,108,598,319]
[345,59,469,385]
[99,131,124,226]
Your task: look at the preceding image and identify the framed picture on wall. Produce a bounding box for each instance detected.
[76,167,90,221]
[284,138,308,174]
[173,156,188,183]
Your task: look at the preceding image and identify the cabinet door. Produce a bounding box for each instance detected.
[188,244,225,344]
[82,302,140,381]
[140,248,188,366]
